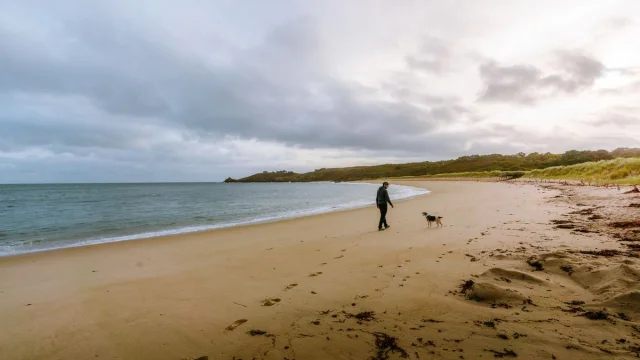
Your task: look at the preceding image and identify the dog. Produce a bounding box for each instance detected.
[421,212,443,228]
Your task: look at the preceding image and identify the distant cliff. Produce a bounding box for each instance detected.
[224,148,640,183]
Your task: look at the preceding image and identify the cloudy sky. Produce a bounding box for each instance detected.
[1,0,639,183]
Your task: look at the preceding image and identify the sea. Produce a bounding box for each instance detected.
[0,182,429,256]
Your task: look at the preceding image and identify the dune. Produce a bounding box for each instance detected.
[480,267,548,286]
[464,282,528,303]
[601,291,640,312]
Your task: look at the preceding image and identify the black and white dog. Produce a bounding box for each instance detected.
[421,212,443,228]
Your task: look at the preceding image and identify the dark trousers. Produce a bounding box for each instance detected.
[378,204,388,229]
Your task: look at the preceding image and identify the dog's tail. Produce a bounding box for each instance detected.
[438,216,443,219]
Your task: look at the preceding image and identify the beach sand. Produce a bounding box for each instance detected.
[1,181,639,360]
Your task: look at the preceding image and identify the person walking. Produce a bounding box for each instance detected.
[376,181,394,231]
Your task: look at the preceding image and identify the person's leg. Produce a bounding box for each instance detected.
[378,204,387,229]
[383,205,389,228]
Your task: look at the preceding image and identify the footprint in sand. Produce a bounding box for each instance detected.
[225,319,248,331]
[334,255,344,259]
[309,272,323,277]
[261,298,281,306]
[284,283,298,291]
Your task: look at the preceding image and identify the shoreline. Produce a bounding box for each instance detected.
[2,180,639,359]
[1,182,429,258]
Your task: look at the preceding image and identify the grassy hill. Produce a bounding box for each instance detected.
[523,157,640,185]
[415,157,640,185]
[224,148,640,184]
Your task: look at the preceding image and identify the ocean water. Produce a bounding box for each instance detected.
[0,182,428,256]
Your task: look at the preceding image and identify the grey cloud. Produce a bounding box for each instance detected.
[553,51,605,88]
[381,83,462,105]
[477,62,542,104]
[478,51,605,104]
[405,36,451,73]
[406,56,442,74]
[1,119,140,152]
[0,24,175,118]
[586,113,640,128]
[0,14,476,156]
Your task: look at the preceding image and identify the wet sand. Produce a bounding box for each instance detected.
[1,181,639,359]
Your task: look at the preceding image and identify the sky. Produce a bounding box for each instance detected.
[1,0,639,183]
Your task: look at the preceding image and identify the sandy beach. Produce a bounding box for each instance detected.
[1,180,639,360]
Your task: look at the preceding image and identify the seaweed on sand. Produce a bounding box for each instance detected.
[370,332,409,360]
[582,310,609,320]
[610,221,640,229]
[486,348,518,358]
[346,311,376,321]
[579,250,622,257]
[459,279,475,293]
[526,259,544,271]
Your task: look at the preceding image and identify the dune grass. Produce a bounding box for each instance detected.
[406,157,640,185]
[523,157,640,185]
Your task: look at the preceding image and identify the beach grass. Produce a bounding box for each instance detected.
[523,157,640,184]
[402,157,640,185]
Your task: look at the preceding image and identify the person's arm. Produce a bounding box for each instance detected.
[385,189,394,207]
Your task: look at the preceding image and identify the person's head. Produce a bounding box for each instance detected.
[383,181,389,189]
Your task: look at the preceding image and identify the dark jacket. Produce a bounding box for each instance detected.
[376,186,393,206]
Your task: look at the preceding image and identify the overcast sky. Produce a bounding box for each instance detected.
[1,0,639,183]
